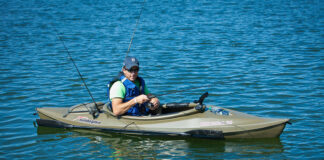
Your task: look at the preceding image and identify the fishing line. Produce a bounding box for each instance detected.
[120,0,211,101]
[125,0,146,58]
[54,29,100,118]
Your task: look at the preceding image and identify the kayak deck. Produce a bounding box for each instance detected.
[36,102,290,139]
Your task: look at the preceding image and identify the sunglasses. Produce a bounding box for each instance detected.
[126,68,139,73]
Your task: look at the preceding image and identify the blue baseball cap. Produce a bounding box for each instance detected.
[123,56,139,70]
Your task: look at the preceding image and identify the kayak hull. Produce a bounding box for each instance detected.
[36,102,290,139]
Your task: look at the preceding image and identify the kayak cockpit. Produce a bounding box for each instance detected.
[103,102,201,120]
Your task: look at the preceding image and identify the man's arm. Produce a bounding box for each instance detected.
[111,95,149,116]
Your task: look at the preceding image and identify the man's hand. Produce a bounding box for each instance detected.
[134,94,149,104]
[149,97,160,110]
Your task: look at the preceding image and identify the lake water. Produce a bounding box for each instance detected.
[1,0,323,159]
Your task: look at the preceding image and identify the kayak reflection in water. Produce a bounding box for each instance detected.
[107,56,160,116]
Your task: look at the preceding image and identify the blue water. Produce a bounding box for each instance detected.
[1,0,323,159]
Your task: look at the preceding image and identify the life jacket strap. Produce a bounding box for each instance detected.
[121,77,127,83]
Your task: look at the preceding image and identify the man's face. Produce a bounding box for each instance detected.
[123,66,139,82]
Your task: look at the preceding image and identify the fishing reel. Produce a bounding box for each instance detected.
[194,92,208,112]
[146,94,157,110]
[145,94,163,115]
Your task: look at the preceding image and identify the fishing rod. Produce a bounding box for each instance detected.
[125,0,146,58]
[54,30,100,118]
[119,0,211,102]
[53,1,145,119]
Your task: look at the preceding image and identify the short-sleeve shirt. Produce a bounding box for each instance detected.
[109,79,150,101]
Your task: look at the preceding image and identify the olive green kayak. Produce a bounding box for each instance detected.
[35,93,290,139]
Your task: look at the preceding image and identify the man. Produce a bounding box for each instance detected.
[107,56,160,116]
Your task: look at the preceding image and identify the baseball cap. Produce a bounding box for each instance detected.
[123,56,139,70]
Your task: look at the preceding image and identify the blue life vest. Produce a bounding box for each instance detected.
[107,73,149,116]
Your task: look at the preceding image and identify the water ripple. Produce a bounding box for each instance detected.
[1,0,323,159]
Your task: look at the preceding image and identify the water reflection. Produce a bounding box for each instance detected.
[37,126,284,159]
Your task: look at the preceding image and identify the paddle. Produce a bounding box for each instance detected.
[146,92,209,111]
